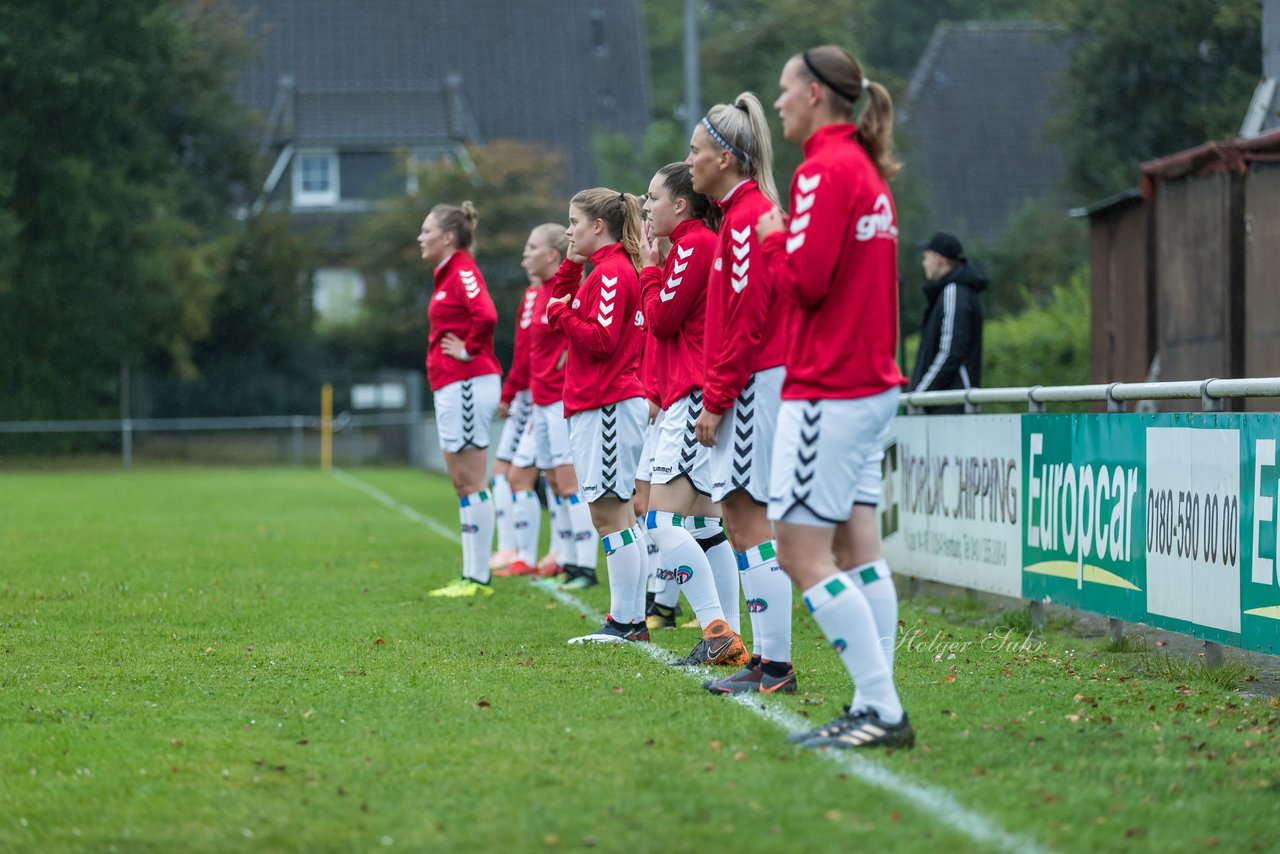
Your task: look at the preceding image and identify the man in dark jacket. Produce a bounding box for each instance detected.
[908,232,987,414]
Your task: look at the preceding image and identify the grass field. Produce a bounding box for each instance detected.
[2,467,1278,852]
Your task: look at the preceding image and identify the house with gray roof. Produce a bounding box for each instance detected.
[898,22,1073,242]
[231,0,650,319]
[236,0,650,207]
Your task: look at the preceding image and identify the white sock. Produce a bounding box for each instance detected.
[686,516,740,634]
[739,540,792,662]
[630,524,650,621]
[601,525,646,624]
[641,528,659,589]
[459,490,494,584]
[491,475,514,553]
[551,493,574,564]
[846,559,898,670]
[645,510,724,626]
[567,493,598,571]
[804,575,902,724]
[652,544,680,608]
[512,489,540,564]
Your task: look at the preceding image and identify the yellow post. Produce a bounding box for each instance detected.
[321,383,333,471]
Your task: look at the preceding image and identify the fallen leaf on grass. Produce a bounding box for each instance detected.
[170,739,183,748]
[734,751,747,761]
[373,638,385,646]
[475,699,491,709]
[709,741,721,751]
[943,674,956,684]
[296,739,308,745]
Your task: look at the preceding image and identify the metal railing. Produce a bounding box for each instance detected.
[904,377,1280,414]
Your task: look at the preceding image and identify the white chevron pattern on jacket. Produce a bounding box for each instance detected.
[519,289,536,328]
[597,274,618,327]
[661,244,694,302]
[787,173,821,254]
[730,226,751,293]
[461,269,481,299]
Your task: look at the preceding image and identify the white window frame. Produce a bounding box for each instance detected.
[292,148,339,208]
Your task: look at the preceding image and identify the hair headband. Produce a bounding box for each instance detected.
[802,50,865,104]
[700,116,747,164]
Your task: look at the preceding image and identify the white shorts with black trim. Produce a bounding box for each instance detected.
[434,373,501,453]
[650,390,712,495]
[510,412,537,469]
[767,386,900,526]
[568,397,648,503]
[494,389,534,463]
[710,366,784,504]
[636,411,661,483]
[533,402,573,469]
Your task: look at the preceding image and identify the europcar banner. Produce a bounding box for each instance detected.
[883,412,1280,654]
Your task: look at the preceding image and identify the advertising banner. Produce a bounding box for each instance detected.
[881,415,1023,597]
[885,412,1280,653]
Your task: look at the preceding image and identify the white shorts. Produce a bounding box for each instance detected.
[710,366,784,504]
[510,413,538,469]
[494,389,534,462]
[636,412,661,483]
[568,397,649,503]
[650,390,711,494]
[533,402,573,469]
[434,374,500,453]
[768,386,900,526]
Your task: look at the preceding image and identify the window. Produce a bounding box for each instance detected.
[292,149,339,207]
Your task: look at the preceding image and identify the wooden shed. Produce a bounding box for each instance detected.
[1084,129,1280,411]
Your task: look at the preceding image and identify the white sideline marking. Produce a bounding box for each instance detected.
[330,468,460,544]
[332,470,1050,854]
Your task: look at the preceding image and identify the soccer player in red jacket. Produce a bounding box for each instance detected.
[686,93,798,692]
[757,46,914,749]
[489,268,539,576]
[417,201,503,599]
[545,189,651,643]
[523,225,601,588]
[639,162,750,668]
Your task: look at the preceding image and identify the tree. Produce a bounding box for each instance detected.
[0,0,253,420]
[1048,0,1262,198]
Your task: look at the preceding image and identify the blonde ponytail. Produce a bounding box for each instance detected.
[618,193,644,273]
[703,91,780,208]
[856,81,901,181]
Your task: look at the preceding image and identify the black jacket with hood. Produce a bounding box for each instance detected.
[908,260,987,398]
